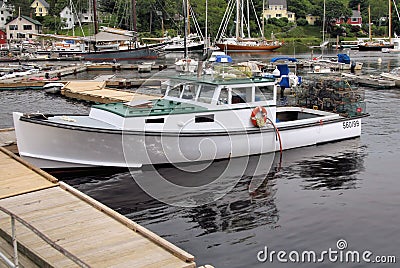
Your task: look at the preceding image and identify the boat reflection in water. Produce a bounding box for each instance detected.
[60,138,365,234]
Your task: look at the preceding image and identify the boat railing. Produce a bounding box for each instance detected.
[0,205,90,268]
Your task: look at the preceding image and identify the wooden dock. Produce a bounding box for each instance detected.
[0,147,197,267]
[61,80,161,103]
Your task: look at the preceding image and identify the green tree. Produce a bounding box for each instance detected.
[325,0,352,33]
[288,0,312,19]
[11,0,32,17]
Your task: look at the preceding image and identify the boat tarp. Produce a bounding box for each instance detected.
[271,57,297,62]
[337,54,351,64]
[85,32,132,42]
[276,64,290,76]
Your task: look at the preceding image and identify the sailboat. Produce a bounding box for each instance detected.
[65,0,162,61]
[215,0,282,52]
[174,0,199,72]
[358,4,394,51]
[163,0,204,52]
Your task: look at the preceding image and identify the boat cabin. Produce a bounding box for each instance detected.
[163,76,277,107]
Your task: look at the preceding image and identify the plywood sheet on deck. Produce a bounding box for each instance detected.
[0,150,57,199]
[63,81,106,92]
[0,186,194,268]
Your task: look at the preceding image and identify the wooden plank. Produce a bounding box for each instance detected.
[0,186,195,266]
[0,148,58,199]
[59,182,195,262]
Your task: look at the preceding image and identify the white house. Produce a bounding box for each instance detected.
[79,12,93,24]
[0,0,14,29]
[6,15,42,40]
[60,6,75,30]
[263,0,296,22]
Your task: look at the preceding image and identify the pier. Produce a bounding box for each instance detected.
[0,147,198,267]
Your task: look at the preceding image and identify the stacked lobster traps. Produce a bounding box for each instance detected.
[282,76,366,117]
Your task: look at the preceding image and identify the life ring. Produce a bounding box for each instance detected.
[251,106,268,127]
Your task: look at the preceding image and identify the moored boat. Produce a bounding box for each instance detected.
[13,69,368,169]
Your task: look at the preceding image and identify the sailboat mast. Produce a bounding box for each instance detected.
[261,0,265,39]
[246,0,250,37]
[369,5,372,41]
[322,0,325,44]
[389,0,392,42]
[184,0,188,59]
[93,0,99,34]
[236,0,240,38]
[205,0,208,48]
[132,0,137,44]
[70,0,75,36]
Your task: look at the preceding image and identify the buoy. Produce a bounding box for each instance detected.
[377,58,382,64]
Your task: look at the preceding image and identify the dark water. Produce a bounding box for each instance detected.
[1,50,400,267]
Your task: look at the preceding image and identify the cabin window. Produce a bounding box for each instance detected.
[146,118,164,123]
[255,85,274,102]
[231,87,252,104]
[218,87,229,104]
[182,84,196,100]
[195,114,214,123]
[23,25,32,30]
[197,85,215,104]
[9,25,17,30]
[167,85,183,98]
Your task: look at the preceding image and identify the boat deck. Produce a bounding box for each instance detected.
[0,147,196,267]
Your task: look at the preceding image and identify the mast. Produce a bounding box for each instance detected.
[369,5,372,41]
[184,0,188,59]
[389,0,392,42]
[322,0,326,44]
[246,0,250,37]
[205,0,208,48]
[132,0,137,46]
[261,0,265,39]
[70,0,75,36]
[93,0,98,34]
[236,0,240,39]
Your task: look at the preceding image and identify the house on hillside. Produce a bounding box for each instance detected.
[30,0,50,17]
[0,0,14,29]
[79,12,93,24]
[263,0,295,22]
[334,4,362,27]
[6,15,42,40]
[60,6,75,30]
[306,15,320,26]
[0,29,6,46]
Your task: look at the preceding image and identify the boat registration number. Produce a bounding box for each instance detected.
[343,120,360,129]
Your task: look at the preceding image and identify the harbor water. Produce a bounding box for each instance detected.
[1,50,399,267]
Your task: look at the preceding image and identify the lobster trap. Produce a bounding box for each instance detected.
[289,76,366,117]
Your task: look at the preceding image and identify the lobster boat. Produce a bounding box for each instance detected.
[13,70,368,169]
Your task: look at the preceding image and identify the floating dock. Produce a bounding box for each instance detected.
[61,80,161,103]
[0,147,198,267]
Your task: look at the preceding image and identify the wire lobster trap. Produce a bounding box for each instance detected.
[291,76,366,117]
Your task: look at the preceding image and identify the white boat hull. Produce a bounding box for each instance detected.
[13,110,364,169]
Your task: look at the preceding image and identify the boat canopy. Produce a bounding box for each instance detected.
[270,57,297,63]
